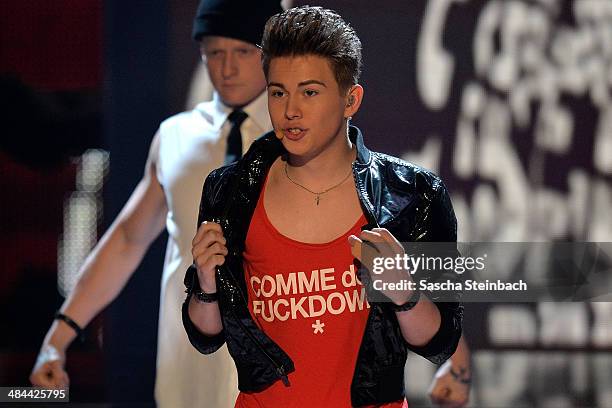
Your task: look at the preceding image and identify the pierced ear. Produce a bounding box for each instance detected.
[344,84,364,116]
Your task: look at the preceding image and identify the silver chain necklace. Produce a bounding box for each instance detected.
[284,161,353,205]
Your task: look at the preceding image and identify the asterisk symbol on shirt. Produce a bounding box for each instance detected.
[312,319,325,334]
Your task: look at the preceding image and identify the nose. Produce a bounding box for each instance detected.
[284,94,302,120]
[222,52,238,78]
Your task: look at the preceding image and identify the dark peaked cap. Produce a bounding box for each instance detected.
[192,0,283,45]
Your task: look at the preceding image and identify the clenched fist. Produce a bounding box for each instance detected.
[191,221,228,293]
[428,359,470,408]
[30,344,69,389]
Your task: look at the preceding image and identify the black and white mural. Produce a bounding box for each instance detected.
[292,0,612,406]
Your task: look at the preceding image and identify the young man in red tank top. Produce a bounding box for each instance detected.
[184,6,463,407]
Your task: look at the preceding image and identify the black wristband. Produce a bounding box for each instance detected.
[186,264,219,303]
[390,289,421,312]
[193,289,219,303]
[54,312,85,342]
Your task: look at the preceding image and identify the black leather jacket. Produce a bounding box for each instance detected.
[183,126,463,407]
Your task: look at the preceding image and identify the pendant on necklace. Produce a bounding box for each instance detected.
[315,195,320,205]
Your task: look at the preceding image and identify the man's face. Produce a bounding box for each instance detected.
[267,54,358,159]
[200,36,267,108]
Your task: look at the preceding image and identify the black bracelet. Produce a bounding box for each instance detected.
[54,312,85,343]
[193,289,219,303]
[390,289,421,312]
[186,265,219,303]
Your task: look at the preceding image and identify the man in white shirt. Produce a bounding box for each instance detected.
[30,1,281,407]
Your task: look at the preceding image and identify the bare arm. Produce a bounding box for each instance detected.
[428,334,471,407]
[31,132,168,387]
[448,334,470,373]
[187,296,223,336]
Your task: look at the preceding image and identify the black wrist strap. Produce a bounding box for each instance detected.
[186,264,219,303]
[193,289,219,303]
[54,312,85,343]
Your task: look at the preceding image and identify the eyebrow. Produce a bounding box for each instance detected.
[267,80,327,88]
[299,80,327,87]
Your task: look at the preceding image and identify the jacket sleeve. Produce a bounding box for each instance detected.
[404,177,463,365]
[181,169,227,355]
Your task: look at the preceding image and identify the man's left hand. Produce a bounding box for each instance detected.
[348,228,414,305]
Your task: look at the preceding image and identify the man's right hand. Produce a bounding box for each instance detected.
[191,221,228,292]
[30,344,69,388]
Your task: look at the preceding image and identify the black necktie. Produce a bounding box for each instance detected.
[225,110,248,165]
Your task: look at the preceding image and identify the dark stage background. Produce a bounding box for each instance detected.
[2,0,611,407]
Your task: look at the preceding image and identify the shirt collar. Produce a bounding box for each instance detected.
[211,91,270,132]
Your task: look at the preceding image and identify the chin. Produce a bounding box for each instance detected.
[281,139,312,158]
[220,97,249,108]
[219,90,261,108]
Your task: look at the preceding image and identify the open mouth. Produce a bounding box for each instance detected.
[284,127,307,139]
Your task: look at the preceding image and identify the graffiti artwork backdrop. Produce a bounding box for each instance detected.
[295,0,612,406]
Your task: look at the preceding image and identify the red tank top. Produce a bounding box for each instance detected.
[235,179,406,408]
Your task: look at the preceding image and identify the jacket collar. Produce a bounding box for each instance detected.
[351,125,372,166]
